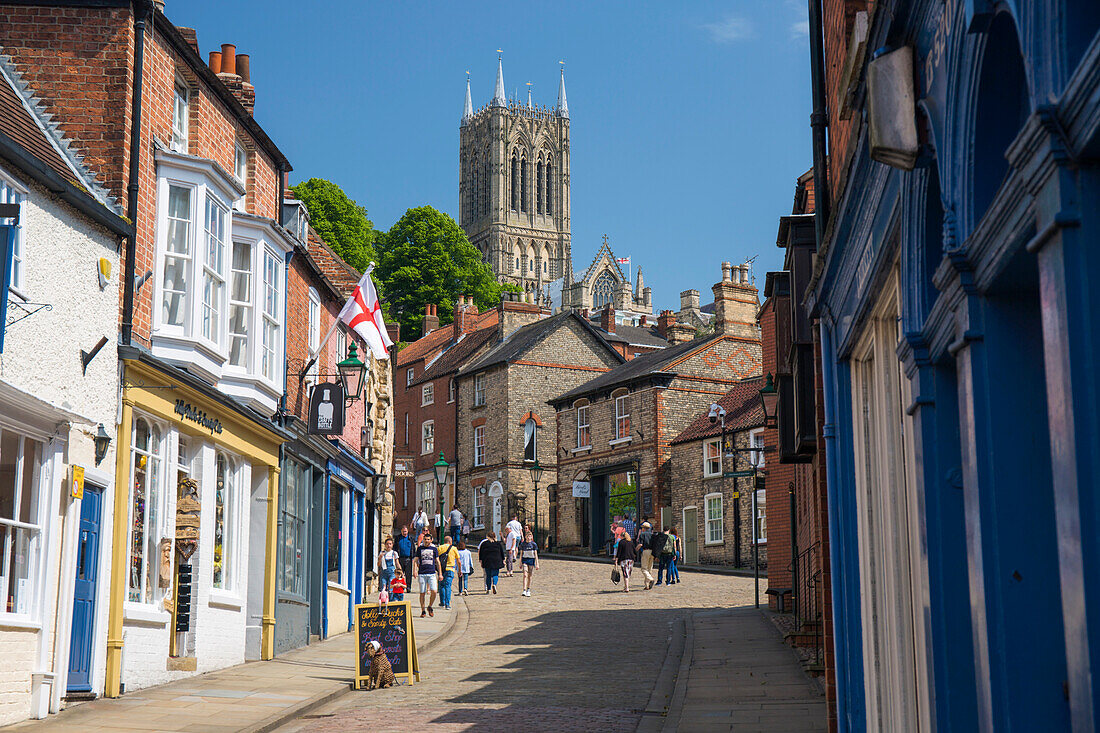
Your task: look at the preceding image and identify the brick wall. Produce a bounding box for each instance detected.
[823,0,873,204]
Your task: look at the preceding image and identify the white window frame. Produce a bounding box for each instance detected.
[421,420,434,456]
[473,425,485,466]
[704,492,723,545]
[416,479,437,519]
[448,379,456,403]
[576,404,590,449]
[261,248,281,383]
[422,383,434,407]
[406,368,414,388]
[127,415,167,607]
[615,394,630,440]
[749,428,765,468]
[474,373,485,406]
[171,82,189,153]
[308,288,320,355]
[473,486,485,529]
[212,451,242,593]
[0,427,46,623]
[226,240,252,369]
[0,169,28,297]
[201,194,228,348]
[703,438,722,478]
[328,481,350,590]
[159,181,195,334]
[754,488,767,544]
[233,142,248,210]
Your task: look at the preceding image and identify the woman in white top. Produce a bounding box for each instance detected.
[457,542,474,596]
[377,537,399,592]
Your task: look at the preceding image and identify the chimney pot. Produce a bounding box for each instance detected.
[722,262,733,283]
[236,54,250,83]
[220,44,237,75]
[208,51,222,74]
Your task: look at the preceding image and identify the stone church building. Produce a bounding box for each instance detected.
[458,58,654,324]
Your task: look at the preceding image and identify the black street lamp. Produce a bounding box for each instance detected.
[760,372,779,428]
[528,459,544,547]
[337,342,367,403]
[433,451,449,543]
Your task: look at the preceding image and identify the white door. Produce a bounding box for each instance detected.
[492,497,502,536]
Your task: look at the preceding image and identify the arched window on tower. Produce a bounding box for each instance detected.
[546,162,553,215]
[482,151,490,217]
[520,155,529,213]
[536,159,544,214]
[470,153,479,221]
[593,271,615,309]
[511,152,519,211]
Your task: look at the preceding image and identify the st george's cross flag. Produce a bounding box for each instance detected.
[338,264,394,360]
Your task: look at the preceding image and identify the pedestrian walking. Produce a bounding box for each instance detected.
[412,506,430,544]
[669,527,682,584]
[411,533,441,617]
[457,541,473,596]
[614,530,638,592]
[395,525,415,581]
[377,537,399,591]
[518,530,539,597]
[461,517,472,544]
[636,521,656,590]
[438,537,460,609]
[621,513,636,540]
[505,514,522,576]
[655,526,676,586]
[448,507,464,546]
[479,531,506,594]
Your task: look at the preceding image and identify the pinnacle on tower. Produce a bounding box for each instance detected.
[557,64,569,118]
[526,81,533,108]
[462,72,473,123]
[492,53,506,107]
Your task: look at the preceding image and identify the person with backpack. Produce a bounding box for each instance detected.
[654,526,675,586]
[437,537,460,610]
[636,521,656,590]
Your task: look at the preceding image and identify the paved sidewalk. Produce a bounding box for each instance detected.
[660,607,825,732]
[3,600,463,733]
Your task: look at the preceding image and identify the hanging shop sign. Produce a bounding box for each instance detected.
[354,601,420,688]
[174,399,223,435]
[572,480,591,498]
[308,382,346,435]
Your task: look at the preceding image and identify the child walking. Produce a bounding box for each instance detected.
[518,530,539,597]
[390,569,407,602]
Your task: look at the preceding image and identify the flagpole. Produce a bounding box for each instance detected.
[299,263,374,379]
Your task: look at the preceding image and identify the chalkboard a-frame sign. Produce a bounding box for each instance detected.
[354,601,420,688]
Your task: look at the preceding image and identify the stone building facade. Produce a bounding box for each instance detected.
[454,299,623,542]
[459,59,571,297]
[551,263,763,553]
[669,379,766,569]
[563,237,654,323]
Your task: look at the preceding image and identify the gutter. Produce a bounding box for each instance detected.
[807,0,831,250]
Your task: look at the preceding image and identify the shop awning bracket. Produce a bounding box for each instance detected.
[5,300,51,329]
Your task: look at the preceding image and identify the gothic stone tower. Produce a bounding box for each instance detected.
[459,58,573,296]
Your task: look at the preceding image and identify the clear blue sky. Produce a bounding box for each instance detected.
[171,1,812,313]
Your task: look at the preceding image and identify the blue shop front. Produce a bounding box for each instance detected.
[801,2,1100,731]
[323,447,376,637]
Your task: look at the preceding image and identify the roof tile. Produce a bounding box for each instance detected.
[671,376,765,444]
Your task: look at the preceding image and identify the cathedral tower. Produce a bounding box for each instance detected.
[459,57,572,296]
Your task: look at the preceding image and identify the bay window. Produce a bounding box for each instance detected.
[0,429,43,618]
[162,184,192,327]
[228,241,251,367]
[129,417,164,605]
[202,196,227,345]
[262,248,280,382]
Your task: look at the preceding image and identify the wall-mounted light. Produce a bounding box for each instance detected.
[94,423,112,465]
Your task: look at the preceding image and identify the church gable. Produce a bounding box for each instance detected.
[580,236,627,285]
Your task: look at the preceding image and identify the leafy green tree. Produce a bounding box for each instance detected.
[292,178,376,272]
[376,206,503,339]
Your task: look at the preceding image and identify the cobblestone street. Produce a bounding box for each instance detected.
[279,559,823,732]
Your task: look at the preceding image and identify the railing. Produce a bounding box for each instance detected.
[789,542,823,669]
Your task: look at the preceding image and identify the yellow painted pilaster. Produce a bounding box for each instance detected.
[260,465,280,660]
[104,395,133,697]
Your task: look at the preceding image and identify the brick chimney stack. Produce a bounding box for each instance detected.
[423,304,439,335]
[454,296,480,336]
[667,322,696,345]
[657,310,675,340]
[498,291,543,339]
[208,43,256,115]
[600,304,616,334]
[712,261,760,338]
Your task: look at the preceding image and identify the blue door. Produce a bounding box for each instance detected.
[67,486,102,692]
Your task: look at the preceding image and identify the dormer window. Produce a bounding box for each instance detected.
[171,83,189,153]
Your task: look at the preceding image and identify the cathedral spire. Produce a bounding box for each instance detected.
[557,63,569,118]
[492,52,506,107]
[635,266,644,293]
[462,71,473,123]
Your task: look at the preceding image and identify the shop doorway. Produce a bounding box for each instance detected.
[489,482,503,536]
[67,485,103,692]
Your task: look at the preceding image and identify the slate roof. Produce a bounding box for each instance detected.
[0,52,120,214]
[608,322,668,348]
[411,325,497,386]
[396,309,498,367]
[671,376,765,445]
[457,310,624,376]
[550,335,720,407]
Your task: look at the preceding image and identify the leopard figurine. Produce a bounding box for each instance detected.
[365,641,396,690]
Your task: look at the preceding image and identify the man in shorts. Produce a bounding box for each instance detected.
[412,532,441,617]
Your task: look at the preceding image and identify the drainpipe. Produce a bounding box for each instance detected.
[807,0,831,245]
[120,0,151,346]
